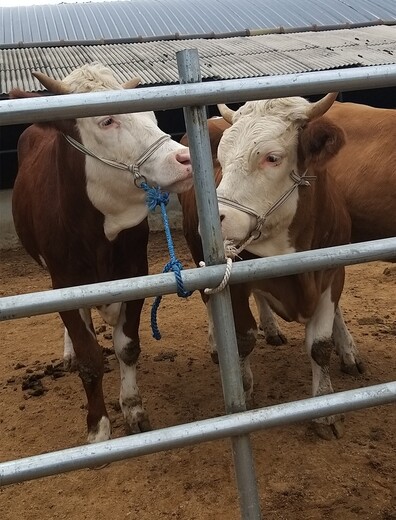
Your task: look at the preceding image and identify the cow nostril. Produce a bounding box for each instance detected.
[176,151,191,166]
[220,214,225,223]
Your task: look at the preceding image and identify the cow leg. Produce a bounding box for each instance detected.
[333,306,365,375]
[63,327,77,371]
[60,308,111,443]
[305,287,344,440]
[113,300,151,434]
[97,302,122,327]
[252,290,287,346]
[207,285,257,401]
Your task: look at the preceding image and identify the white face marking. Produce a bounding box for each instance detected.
[216,97,311,255]
[80,113,192,240]
[62,64,193,240]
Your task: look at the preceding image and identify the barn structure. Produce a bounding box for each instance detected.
[1,0,396,246]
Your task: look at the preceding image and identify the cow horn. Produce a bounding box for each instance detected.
[218,104,236,124]
[32,71,71,94]
[122,77,141,89]
[308,92,338,120]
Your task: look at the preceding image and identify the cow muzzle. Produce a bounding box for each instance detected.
[217,169,315,257]
[218,199,264,256]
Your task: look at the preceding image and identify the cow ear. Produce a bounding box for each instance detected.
[299,118,345,164]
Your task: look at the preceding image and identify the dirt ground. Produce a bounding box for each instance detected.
[0,230,395,520]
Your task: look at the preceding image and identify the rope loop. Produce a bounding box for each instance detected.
[199,257,233,294]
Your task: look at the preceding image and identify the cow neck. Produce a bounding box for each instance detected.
[220,169,316,258]
[62,133,170,187]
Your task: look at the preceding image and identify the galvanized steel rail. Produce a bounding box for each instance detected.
[0,238,395,321]
[1,382,395,487]
[1,52,395,520]
[1,65,396,126]
[177,49,261,519]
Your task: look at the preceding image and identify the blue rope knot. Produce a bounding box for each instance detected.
[143,183,170,211]
[140,181,192,340]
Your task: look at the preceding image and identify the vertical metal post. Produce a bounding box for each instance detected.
[177,49,262,520]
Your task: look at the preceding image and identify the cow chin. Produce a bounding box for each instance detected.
[161,175,194,194]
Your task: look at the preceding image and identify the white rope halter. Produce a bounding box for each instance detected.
[201,169,315,295]
[218,169,316,257]
[63,133,170,186]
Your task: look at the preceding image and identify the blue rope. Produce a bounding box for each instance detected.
[140,182,192,340]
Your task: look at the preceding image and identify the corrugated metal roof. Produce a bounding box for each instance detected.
[1,25,396,95]
[1,0,396,48]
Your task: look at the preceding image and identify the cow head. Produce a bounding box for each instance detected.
[216,94,343,257]
[22,63,193,239]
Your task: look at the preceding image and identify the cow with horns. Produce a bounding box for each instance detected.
[181,99,396,352]
[11,63,193,443]
[179,93,365,439]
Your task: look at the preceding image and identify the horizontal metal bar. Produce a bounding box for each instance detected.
[0,238,395,321]
[2,65,396,126]
[1,382,394,486]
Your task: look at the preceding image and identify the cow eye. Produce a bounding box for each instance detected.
[267,154,279,163]
[99,117,114,128]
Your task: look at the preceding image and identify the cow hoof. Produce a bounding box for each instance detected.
[312,415,345,440]
[266,333,288,346]
[340,360,366,376]
[125,413,152,435]
[258,327,287,346]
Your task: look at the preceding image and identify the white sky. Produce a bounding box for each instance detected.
[0,0,120,6]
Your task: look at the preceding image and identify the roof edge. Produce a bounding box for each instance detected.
[1,20,395,50]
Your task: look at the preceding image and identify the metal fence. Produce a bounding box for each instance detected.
[1,50,396,519]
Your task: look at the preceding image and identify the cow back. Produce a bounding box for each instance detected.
[326,102,396,242]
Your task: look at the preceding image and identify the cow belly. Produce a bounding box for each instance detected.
[254,290,293,322]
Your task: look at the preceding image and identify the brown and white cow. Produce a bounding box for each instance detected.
[186,100,396,347]
[179,94,363,439]
[11,63,193,443]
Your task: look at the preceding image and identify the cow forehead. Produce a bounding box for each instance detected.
[219,114,295,156]
[62,63,123,93]
[235,97,311,122]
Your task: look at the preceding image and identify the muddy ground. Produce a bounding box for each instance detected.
[0,231,395,520]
